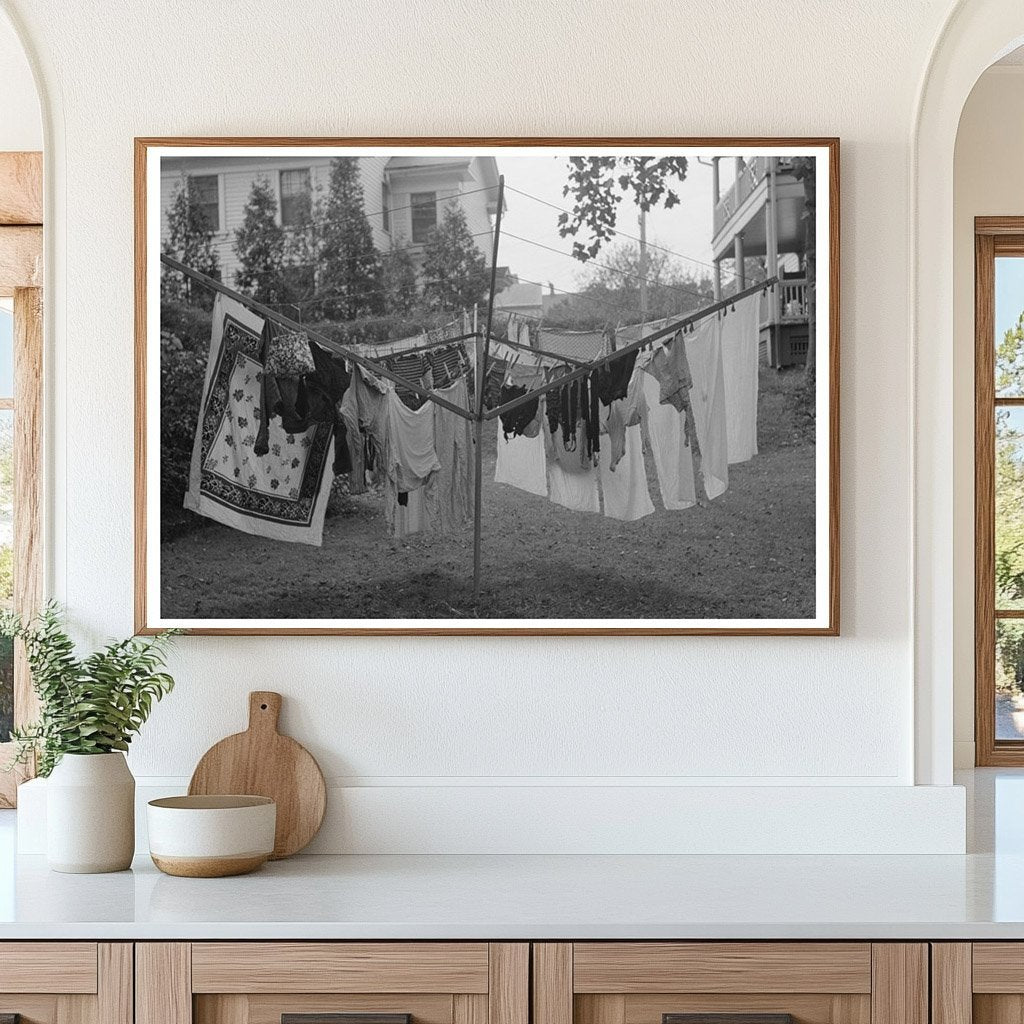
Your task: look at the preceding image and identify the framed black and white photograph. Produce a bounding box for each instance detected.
[135,138,838,635]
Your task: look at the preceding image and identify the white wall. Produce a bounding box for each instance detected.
[0,9,39,152]
[952,65,1024,767]
[0,0,975,852]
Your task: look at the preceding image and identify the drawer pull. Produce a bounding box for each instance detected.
[664,1016,795,1024]
[0,1016,21,1024]
[283,1016,411,1024]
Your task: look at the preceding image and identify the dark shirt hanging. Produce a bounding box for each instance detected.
[498,384,539,439]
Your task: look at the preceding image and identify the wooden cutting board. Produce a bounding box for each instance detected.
[188,691,326,859]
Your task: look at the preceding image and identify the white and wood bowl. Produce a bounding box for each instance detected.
[147,795,276,878]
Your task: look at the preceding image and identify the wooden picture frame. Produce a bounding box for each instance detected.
[135,137,839,636]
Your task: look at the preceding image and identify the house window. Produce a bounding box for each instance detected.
[976,219,1024,764]
[381,182,391,234]
[279,168,311,228]
[411,191,437,243]
[192,174,220,233]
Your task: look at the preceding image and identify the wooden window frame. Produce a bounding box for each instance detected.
[0,151,43,807]
[975,217,1024,765]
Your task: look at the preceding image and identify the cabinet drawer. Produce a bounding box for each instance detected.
[0,943,130,1024]
[571,944,872,994]
[191,943,491,994]
[0,942,99,994]
[534,944,925,1024]
[139,943,529,1024]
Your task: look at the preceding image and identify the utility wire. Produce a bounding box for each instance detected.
[503,182,731,278]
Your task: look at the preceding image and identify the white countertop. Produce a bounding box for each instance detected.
[0,769,1021,941]
[0,849,1022,940]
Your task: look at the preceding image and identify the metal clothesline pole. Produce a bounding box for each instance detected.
[483,276,779,423]
[159,254,475,421]
[473,174,505,601]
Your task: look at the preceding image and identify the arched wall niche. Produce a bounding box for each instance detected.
[914,0,1024,784]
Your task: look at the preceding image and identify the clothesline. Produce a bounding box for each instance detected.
[160,253,476,421]
[483,276,779,423]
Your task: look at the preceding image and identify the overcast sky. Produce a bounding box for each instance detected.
[496,153,719,295]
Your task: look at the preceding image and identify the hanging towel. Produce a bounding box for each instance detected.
[544,417,600,513]
[599,422,655,522]
[423,377,474,533]
[496,398,548,498]
[184,293,334,546]
[719,292,761,463]
[640,367,697,510]
[685,318,730,500]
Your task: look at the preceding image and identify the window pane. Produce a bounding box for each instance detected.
[996,256,1024,396]
[279,168,311,228]
[0,409,12,742]
[997,407,1024,609]
[998,620,1024,740]
[0,307,14,398]
[411,191,437,243]
[192,174,220,234]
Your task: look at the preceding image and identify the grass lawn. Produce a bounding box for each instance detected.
[160,366,816,621]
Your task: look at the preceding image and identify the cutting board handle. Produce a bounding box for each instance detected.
[248,691,282,734]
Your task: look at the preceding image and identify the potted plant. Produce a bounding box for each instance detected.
[2,603,178,873]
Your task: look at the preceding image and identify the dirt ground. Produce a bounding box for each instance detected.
[160,367,816,621]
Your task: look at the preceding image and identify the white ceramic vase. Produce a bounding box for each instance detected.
[46,752,135,873]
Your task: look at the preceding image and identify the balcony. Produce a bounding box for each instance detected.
[711,156,807,260]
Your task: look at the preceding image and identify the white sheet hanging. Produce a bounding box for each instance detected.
[685,318,729,500]
[640,369,697,510]
[719,292,761,464]
[599,422,655,521]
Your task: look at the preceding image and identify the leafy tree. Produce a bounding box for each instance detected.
[317,158,384,320]
[995,312,1024,695]
[162,172,220,307]
[558,156,689,261]
[381,241,420,315]
[544,242,714,330]
[421,203,489,312]
[281,186,320,311]
[234,176,286,303]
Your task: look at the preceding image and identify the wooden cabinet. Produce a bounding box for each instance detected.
[136,944,528,1024]
[0,943,131,1024]
[532,944,928,1024]
[932,943,1024,1024]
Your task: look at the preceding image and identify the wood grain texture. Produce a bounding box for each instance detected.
[869,945,927,1024]
[931,945,971,1024]
[971,944,1024,992]
[631,995,869,1024]
[98,945,132,1024]
[0,998,58,1024]
[14,286,43,722]
[188,691,326,858]
[577,996,626,1024]
[974,225,1024,765]
[0,943,97,993]
[488,944,528,1024]
[136,943,192,1024]
[976,228,998,765]
[624,994,865,1024]
[242,995,451,1024]
[534,944,572,1024]
[453,994,487,1024]
[0,153,42,225]
[281,1016,410,1024]
[973,995,1024,1024]
[191,943,489,994]
[134,136,840,637]
[573,943,872,994]
[0,226,41,295]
